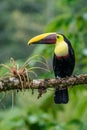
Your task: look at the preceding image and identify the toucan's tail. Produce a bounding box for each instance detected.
[54,88,69,104]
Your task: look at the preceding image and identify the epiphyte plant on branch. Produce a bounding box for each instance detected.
[0,56,50,92]
[28,32,75,104]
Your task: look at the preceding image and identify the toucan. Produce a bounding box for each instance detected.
[28,33,75,104]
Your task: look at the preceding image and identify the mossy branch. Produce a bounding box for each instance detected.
[0,74,87,92]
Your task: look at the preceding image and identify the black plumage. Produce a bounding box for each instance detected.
[53,35,75,104]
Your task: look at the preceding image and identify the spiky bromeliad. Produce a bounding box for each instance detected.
[28,33,75,104]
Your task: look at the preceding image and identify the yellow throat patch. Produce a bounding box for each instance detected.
[54,41,68,57]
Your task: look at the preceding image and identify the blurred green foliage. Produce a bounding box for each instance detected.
[0,0,87,130]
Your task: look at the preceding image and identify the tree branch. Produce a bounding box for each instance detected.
[0,74,87,92]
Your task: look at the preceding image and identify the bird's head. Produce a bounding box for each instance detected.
[28,33,64,45]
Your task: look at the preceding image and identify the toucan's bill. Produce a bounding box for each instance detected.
[28,33,57,45]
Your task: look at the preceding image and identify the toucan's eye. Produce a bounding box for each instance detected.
[57,35,59,39]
